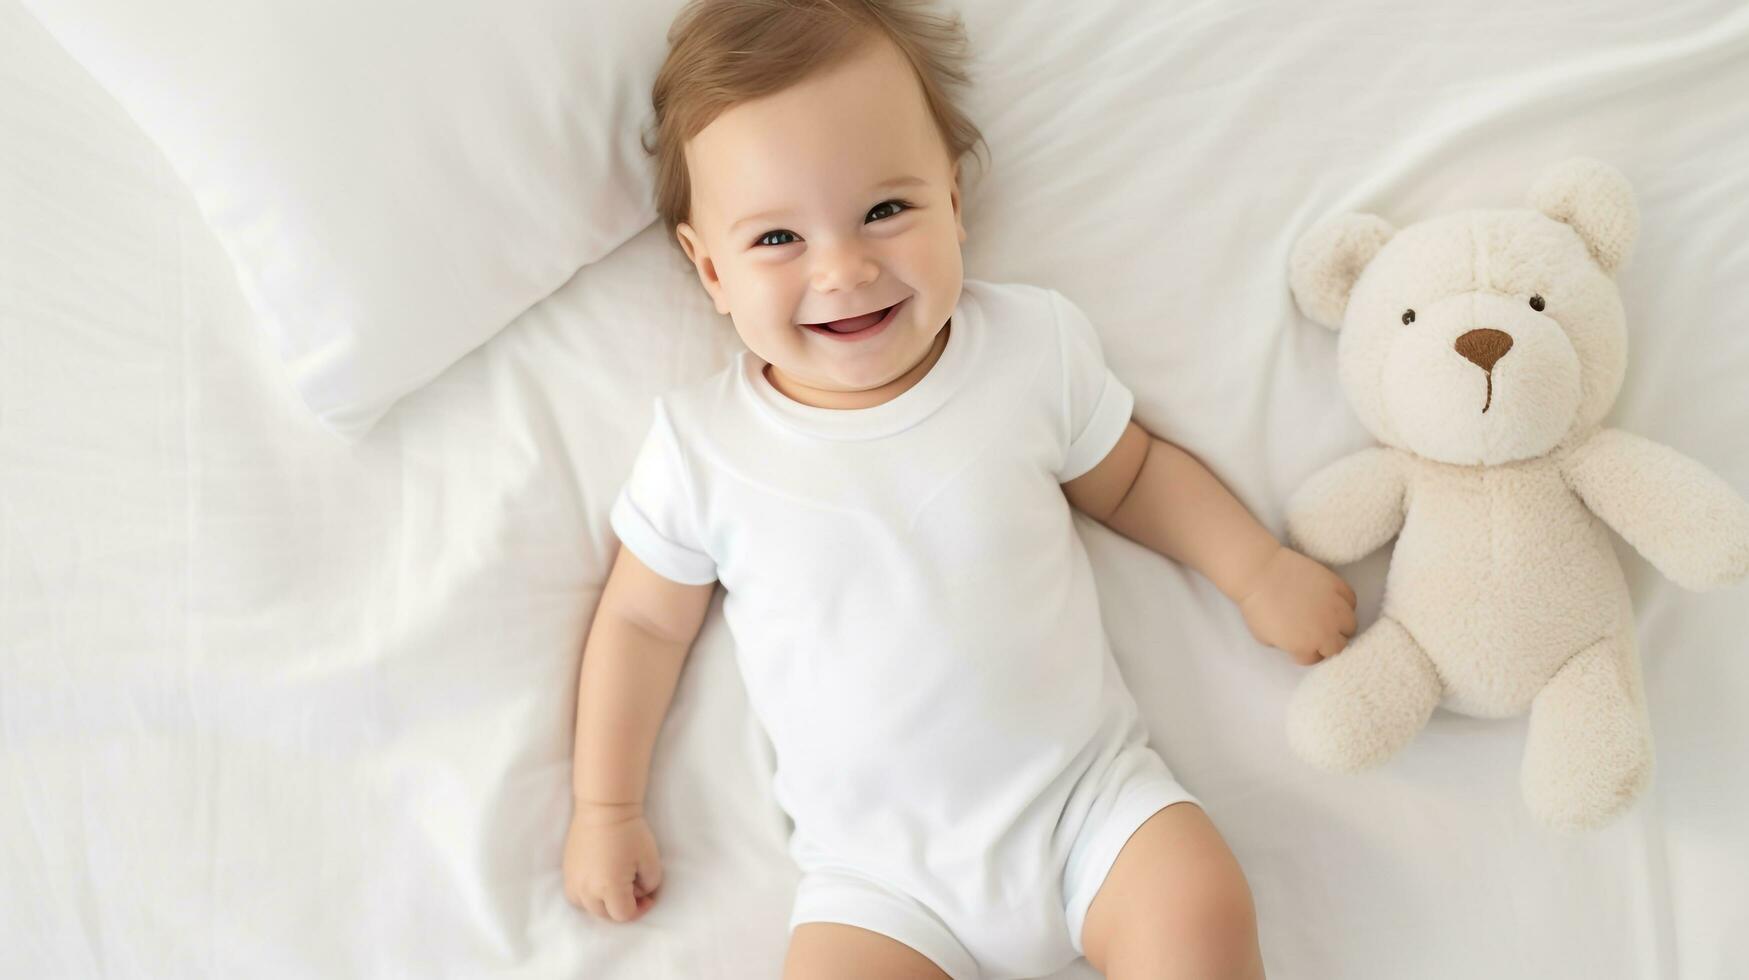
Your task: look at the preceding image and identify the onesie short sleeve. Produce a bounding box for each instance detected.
[1050,290,1136,482]
[608,400,718,586]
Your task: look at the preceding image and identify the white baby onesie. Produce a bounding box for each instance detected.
[610,279,1197,979]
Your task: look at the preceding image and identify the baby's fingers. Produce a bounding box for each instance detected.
[603,881,640,923]
[1318,632,1349,659]
[580,894,608,920]
[636,852,664,902]
[1335,600,1357,638]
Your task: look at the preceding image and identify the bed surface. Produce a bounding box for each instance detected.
[4,1,1748,976]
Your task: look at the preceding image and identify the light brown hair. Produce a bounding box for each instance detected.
[646,0,988,245]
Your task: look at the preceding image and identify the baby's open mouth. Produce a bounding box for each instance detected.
[804,300,903,337]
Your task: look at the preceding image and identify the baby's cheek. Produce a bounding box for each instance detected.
[919,253,964,320]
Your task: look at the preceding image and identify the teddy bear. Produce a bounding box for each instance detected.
[1282,157,1749,831]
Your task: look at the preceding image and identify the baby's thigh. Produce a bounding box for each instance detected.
[783,922,951,980]
[1079,802,1263,980]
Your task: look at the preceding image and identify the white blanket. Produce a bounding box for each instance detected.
[3,1,1746,976]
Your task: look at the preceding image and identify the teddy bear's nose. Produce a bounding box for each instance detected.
[1455,328,1513,373]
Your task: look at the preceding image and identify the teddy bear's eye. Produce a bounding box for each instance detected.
[1401,309,1416,325]
[1529,294,1546,312]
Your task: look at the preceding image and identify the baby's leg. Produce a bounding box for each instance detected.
[783,923,950,980]
[1079,802,1265,980]
[784,868,975,978]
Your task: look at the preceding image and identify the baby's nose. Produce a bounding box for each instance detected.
[1454,328,1513,372]
[811,243,878,292]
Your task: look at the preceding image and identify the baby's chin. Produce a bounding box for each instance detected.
[766,338,937,402]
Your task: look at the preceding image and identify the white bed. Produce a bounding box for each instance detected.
[4,1,1747,977]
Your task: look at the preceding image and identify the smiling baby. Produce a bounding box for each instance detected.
[563,2,1355,978]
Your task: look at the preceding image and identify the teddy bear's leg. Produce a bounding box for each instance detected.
[1520,634,1653,832]
[1286,616,1443,773]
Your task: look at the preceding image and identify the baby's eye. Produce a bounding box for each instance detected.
[752,200,911,248]
[1529,294,1546,312]
[1401,309,1416,325]
[867,199,909,222]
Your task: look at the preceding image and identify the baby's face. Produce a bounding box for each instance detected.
[675,36,966,400]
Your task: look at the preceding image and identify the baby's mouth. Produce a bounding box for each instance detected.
[805,302,898,335]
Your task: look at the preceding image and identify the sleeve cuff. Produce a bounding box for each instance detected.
[609,491,718,585]
[1059,368,1135,482]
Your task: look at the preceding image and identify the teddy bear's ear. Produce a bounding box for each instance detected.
[1289,213,1396,330]
[1527,157,1637,274]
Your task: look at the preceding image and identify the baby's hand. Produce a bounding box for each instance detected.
[564,801,663,923]
[1235,545,1357,666]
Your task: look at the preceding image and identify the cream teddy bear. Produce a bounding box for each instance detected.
[1283,157,1749,831]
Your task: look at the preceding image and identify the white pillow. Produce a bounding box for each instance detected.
[21,0,685,437]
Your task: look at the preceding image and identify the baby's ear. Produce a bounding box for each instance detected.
[676,221,731,316]
[1527,157,1637,275]
[1289,213,1396,330]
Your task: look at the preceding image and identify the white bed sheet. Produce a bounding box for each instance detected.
[4,1,1747,977]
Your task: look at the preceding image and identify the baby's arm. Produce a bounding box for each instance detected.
[1063,420,1356,664]
[564,544,716,922]
[573,543,715,811]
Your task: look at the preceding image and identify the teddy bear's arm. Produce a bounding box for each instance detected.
[1561,428,1749,591]
[1284,447,1408,566]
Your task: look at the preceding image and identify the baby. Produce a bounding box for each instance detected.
[564,2,1355,977]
